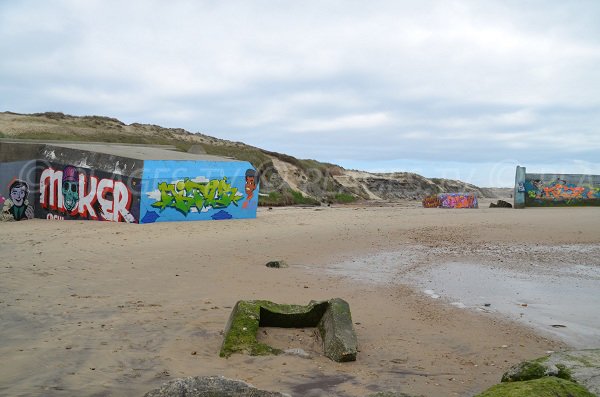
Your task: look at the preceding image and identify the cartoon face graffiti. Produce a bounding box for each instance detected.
[242,169,258,209]
[3,180,34,221]
[9,181,27,207]
[244,169,257,199]
[62,165,79,212]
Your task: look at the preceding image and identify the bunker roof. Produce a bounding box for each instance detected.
[0,139,235,162]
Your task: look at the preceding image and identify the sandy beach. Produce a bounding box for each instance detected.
[1,200,599,397]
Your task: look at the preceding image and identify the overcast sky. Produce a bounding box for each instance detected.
[1,1,599,186]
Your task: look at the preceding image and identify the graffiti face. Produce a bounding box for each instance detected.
[245,176,256,197]
[10,184,27,207]
[242,169,258,209]
[62,180,79,211]
[3,180,34,221]
[62,166,79,212]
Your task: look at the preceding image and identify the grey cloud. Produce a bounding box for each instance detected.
[1,0,599,186]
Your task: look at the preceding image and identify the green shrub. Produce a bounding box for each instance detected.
[333,193,357,203]
[290,190,321,206]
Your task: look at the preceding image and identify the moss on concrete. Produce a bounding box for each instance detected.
[502,349,600,395]
[501,359,550,382]
[219,300,280,357]
[317,298,358,362]
[555,363,573,381]
[475,377,595,397]
[502,356,574,383]
[219,299,356,362]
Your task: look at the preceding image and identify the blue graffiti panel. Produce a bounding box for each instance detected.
[139,160,259,223]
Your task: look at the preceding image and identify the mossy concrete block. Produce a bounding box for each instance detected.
[220,298,357,362]
[502,349,600,395]
[318,298,358,362]
[475,377,595,397]
[501,359,566,382]
[144,376,291,397]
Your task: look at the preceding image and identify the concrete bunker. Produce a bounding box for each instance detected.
[220,298,357,362]
[421,192,478,208]
[0,139,259,223]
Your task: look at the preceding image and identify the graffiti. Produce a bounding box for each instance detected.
[422,195,441,208]
[39,166,136,223]
[525,179,600,205]
[439,193,478,209]
[141,210,160,224]
[1,180,34,221]
[543,184,585,200]
[151,177,243,215]
[421,193,477,208]
[212,210,233,220]
[242,169,258,209]
[46,213,65,220]
[517,182,525,192]
[139,160,258,222]
[62,165,79,212]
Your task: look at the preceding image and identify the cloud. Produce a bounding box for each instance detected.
[290,112,392,132]
[1,0,599,186]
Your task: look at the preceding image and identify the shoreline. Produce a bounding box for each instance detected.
[323,244,600,349]
[1,203,598,396]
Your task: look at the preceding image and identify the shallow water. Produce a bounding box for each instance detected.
[326,245,600,348]
[413,262,600,348]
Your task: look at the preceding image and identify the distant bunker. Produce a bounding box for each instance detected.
[514,166,600,209]
[422,192,478,208]
[220,298,358,362]
[0,139,259,223]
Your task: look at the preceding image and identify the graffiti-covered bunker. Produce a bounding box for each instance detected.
[514,166,600,209]
[0,140,259,223]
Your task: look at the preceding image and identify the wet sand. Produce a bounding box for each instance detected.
[1,201,599,397]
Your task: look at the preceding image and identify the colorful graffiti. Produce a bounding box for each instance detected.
[151,177,243,215]
[38,165,138,223]
[421,193,478,208]
[0,160,37,222]
[1,153,258,223]
[140,160,258,223]
[439,193,478,208]
[242,169,257,209]
[525,178,600,206]
[1,180,34,221]
[422,195,441,208]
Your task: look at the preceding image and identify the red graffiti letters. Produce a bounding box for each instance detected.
[39,167,134,222]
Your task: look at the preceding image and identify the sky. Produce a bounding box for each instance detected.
[1,0,599,187]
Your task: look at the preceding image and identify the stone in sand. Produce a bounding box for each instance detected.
[265,260,288,268]
[144,376,290,397]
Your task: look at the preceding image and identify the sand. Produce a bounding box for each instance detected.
[1,200,599,397]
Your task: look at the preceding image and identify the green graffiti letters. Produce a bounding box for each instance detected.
[152,177,243,215]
